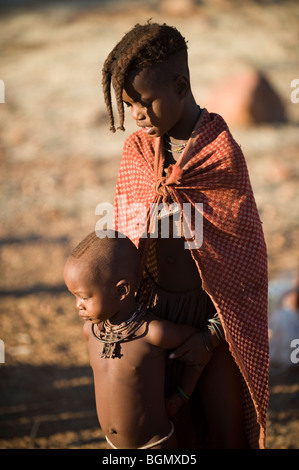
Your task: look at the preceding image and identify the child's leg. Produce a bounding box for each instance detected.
[192,342,247,449]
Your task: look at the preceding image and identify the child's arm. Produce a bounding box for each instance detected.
[147,315,219,416]
[147,315,217,371]
[165,364,201,417]
[146,315,199,352]
[147,317,204,416]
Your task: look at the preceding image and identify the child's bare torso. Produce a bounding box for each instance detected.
[85,316,173,449]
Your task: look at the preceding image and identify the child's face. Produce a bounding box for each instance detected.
[64,259,116,324]
[122,67,185,138]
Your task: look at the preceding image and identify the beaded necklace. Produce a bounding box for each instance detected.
[163,106,202,159]
[163,135,188,174]
[91,304,146,358]
[164,135,188,154]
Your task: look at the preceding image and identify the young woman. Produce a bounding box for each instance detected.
[101,22,269,449]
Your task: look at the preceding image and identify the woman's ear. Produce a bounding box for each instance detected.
[116,280,131,301]
[174,75,190,98]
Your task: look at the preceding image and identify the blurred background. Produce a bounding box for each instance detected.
[0,0,298,449]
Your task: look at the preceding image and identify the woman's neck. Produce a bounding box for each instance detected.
[163,96,200,164]
[167,95,200,141]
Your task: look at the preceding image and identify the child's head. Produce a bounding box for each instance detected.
[64,230,141,324]
[102,21,190,134]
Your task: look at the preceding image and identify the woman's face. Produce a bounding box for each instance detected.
[122,67,186,138]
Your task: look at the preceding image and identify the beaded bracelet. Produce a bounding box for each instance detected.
[176,384,190,402]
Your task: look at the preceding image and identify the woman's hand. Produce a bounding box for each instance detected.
[168,331,212,374]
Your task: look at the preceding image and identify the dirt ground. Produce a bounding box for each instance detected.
[0,0,298,450]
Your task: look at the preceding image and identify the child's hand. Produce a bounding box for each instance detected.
[169,331,212,374]
[165,393,185,417]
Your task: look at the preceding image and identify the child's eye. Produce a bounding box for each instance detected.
[124,102,131,108]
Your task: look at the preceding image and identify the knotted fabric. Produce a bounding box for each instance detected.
[113,109,269,448]
[154,164,184,202]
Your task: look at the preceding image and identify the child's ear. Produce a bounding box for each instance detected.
[116,280,130,301]
[174,75,190,98]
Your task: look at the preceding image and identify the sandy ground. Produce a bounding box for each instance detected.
[0,0,298,449]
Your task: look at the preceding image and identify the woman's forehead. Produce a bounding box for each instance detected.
[122,66,170,100]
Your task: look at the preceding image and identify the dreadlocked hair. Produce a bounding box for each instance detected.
[102,22,188,132]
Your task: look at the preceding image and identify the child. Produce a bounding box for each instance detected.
[64,230,210,449]
[102,22,269,449]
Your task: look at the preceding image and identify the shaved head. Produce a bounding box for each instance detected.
[68,230,141,289]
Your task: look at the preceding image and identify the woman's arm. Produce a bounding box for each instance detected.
[147,315,223,417]
[168,313,225,367]
[165,364,201,417]
[165,328,222,417]
[147,316,220,370]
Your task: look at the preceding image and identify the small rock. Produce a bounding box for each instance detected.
[160,0,196,16]
[7,345,31,357]
[202,68,288,127]
[16,333,32,344]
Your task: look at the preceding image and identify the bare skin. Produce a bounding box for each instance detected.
[64,257,202,449]
[122,63,247,448]
[151,228,202,293]
[84,313,199,449]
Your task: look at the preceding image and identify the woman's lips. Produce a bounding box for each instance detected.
[139,125,154,134]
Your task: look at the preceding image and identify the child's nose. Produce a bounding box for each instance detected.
[131,103,145,121]
[76,298,84,310]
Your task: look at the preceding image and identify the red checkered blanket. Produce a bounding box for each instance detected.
[113,108,269,448]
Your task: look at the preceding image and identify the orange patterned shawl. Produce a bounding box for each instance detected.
[113,108,269,448]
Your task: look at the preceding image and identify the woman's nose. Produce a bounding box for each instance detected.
[131,104,145,121]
